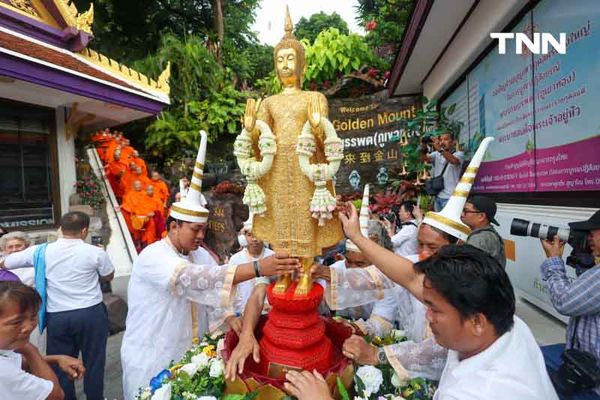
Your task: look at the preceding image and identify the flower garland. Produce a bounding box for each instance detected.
[136,335,233,400]
[233,120,277,216]
[296,117,344,226]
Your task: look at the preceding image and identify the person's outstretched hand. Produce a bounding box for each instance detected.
[284,370,333,400]
[338,202,361,241]
[259,253,300,277]
[224,331,260,382]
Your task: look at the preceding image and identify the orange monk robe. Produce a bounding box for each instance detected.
[151,179,170,207]
[120,172,151,196]
[120,145,136,163]
[121,190,160,245]
[132,156,147,176]
[106,160,128,199]
[103,139,120,164]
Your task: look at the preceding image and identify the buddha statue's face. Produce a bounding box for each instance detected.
[276,47,299,85]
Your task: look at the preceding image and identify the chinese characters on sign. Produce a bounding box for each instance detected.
[329,92,419,194]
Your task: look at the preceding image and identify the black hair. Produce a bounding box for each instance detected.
[400,200,416,219]
[428,224,459,244]
[60,211,90,234]
[0,281,41,316]
[166,216,183,232]
[414,244,515,337]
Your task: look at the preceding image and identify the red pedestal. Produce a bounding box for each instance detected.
[256,282,333,377]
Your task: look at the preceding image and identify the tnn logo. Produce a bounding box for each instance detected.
[490,32,566,55]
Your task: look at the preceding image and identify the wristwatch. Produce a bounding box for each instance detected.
[376,347,388,365]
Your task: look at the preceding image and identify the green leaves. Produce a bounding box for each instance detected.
[303,28,386,88]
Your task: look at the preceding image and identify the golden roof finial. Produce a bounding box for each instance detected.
[283,5,295,39]
[157,62,171,92]
[75,4,94,34]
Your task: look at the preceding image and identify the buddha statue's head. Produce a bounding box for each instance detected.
[274,6,305,87]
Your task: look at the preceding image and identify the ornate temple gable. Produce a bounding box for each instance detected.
[0,0,61,28]
[0,0,170,97]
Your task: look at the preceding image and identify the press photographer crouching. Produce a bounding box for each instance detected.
[538,211,600,399]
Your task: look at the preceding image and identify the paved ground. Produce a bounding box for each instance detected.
[73,297,566,400]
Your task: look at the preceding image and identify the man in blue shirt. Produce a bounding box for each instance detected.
[541,210,600,398]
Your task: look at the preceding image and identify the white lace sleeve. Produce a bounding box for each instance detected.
[170,262,237,309]
[326,265,396,310]
[384,337,447,381]
[354,293,397,336]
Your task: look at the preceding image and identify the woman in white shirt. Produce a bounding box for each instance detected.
[0,281,84,400]
[390,201,419,256]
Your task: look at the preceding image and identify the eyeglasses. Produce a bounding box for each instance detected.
[462,209,482,214]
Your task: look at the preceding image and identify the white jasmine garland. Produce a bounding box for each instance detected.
[233,119,277,216]
[355,365,384,396]
[197,397,217,400]
[296,117,344,226]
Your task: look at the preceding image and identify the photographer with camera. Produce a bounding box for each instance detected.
[540,210,600,398]
[461,196,506,268]
[420,132,464,212]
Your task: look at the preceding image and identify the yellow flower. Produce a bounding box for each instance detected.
[192,337,200,345]
[202,345,217,357]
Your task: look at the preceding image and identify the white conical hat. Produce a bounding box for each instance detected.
[170,131,209,223]
[422,137,494,241]
[346,184,370,253]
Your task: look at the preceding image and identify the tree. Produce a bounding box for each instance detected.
[294,12,349,44]
[354,0,414,62]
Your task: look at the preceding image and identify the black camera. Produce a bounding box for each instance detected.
[421,136,434,145]
[510,218,594,271]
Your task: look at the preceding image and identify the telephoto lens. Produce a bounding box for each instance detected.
[510,218,571,241]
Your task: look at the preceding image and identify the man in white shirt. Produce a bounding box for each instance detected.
[230,217,274,317]
[390,201,419,257]
[421,132,464,212]
[285,245,558,400]
[3,212,114,400]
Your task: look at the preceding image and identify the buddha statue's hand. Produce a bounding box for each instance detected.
[243,98,258,132]
[308,94,323,130]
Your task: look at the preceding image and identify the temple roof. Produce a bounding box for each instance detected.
[0,0,170,100]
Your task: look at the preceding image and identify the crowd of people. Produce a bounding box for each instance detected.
[0,128,598,400]
[91,129,172,252]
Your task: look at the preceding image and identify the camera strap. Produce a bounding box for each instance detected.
[570,315,582,348]
[435,158,450,178]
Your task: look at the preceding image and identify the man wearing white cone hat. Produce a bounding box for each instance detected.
[325,137,557,400]
[120,131,300,400]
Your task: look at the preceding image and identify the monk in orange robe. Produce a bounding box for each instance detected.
[119,139,135,163]
[120,164,151,196]
[131,151,147,176]
[106,150,128,201]
[121,181,162,247]
[150,171,170,209]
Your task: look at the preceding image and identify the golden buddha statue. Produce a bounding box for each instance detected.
[241,7,344,296]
